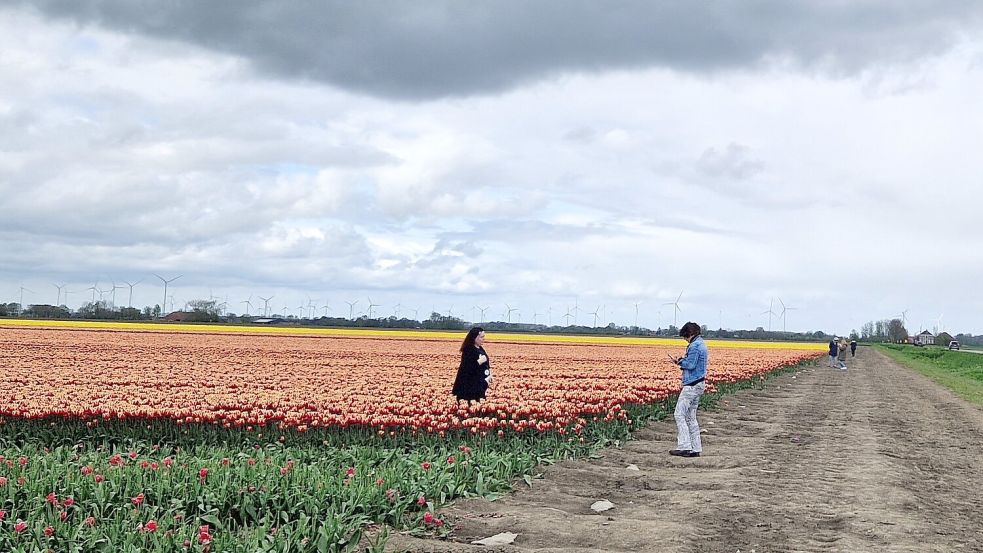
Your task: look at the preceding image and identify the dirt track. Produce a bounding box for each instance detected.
[389,347,983,552]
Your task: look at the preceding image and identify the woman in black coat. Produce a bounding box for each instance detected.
[452,327,491,402]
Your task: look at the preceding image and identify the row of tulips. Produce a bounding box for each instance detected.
[0,407,667,552]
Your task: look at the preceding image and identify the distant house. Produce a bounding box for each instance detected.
[912,330,935,346]
[252,318,284,325]
[163,311,194,322]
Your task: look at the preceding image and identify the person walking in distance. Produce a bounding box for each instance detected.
[670,322,707,458]
[828,338,838,368]
[452,327,492,404]
[850,339,858,357]
[837,337,849,370]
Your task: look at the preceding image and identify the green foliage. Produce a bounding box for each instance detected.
[0,414,634,552]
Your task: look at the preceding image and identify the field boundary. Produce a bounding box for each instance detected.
[0,318,827,350]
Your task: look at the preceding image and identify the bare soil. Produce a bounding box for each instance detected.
[388,347,983,552]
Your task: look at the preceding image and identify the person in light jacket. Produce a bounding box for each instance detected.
[837,338,849,370]
[670,322,707,458]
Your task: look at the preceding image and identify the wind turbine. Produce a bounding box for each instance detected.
[590,305,601,328]
[53,283,66,306]
[296,302,306,319]
[322,301,332,316]
[393,303,402,318]
[122,280,142,308]
[776,297,798,333]
[505,304,519,324]
[152,274,182,317]
[900,309,909,328]
[563,307,573,325]
[307,297,317,319]
[96,285,111,303]
[477,305,489,323]
[87,282,99,303]
[761,297,777,332]
[240,296,254,316]
[110,281,126,309]
[345,299,359,320]
[935,314,943,334]
[633,302,640,329]
[18,286,34,313]
[533,311,541,325]
[366,297,382,319]
[258,295,274,317]
[663,291,683,327]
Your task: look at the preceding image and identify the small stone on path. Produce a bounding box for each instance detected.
[471,532,519,546]
[590,500,615,513]
[626,464,640,471]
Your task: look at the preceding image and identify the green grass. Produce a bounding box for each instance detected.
[877,345,983,408]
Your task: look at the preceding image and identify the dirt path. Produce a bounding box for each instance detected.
[388,347,983,552]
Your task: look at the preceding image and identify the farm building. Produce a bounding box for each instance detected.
[163,311,194,322]
[252,318,285,324]
[912,330,935,346]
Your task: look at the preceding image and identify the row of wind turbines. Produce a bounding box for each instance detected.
[11,280,812,332]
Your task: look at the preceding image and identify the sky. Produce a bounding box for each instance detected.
[2,1,983,336]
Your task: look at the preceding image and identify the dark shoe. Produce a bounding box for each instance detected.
[683,451,701,458]
[669,449,691,456]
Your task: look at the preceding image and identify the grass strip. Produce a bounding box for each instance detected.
[876,345,983,408]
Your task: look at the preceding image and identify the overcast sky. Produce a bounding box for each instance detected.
[2,1,983,336]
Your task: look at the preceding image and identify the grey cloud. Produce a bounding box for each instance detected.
[563,127,597,144]
[7,1,982,99]
[698,143,765,181]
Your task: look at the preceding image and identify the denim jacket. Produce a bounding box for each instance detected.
[678,335,708,386]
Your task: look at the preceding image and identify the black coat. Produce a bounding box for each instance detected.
[452,346,490,401]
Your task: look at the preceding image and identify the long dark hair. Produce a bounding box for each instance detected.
[679,322,701,339]
[460,327,484,353]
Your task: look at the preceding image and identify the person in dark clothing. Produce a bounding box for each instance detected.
[452,327,491,403]
[828,339,838,368]
[850,340,857,357]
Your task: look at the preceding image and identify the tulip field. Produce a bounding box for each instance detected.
[0,323,824,552]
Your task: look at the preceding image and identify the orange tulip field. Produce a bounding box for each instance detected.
[0,326,823,433]
[0,324,824,551]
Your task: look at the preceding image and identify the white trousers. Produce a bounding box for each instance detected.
[674,381,705,453]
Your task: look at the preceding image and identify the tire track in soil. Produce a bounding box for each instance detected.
[388,347,983,552]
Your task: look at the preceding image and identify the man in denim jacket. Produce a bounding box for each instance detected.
[670,322,707,458]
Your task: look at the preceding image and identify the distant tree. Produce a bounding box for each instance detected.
[849,329,860,341]
[935,331,954,345]
[887,319,908,343]
[77,301,116,319]
[186,300,221,322]
[119,307,144,320]
[24,304,71,319]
